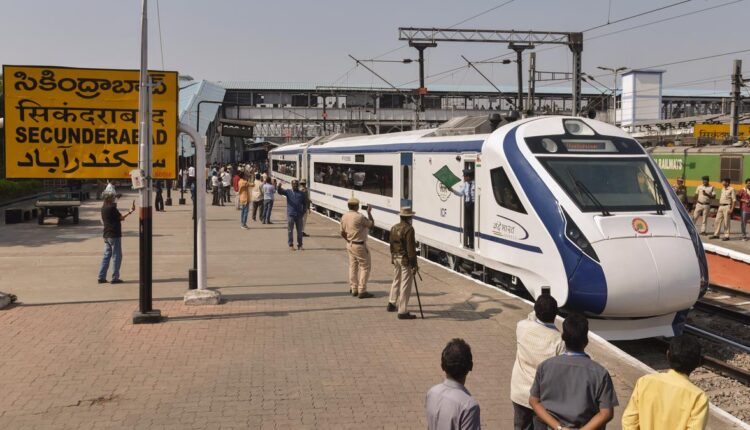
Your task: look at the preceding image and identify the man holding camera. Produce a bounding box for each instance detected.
[388,207,418,320]
[340,196,374,298]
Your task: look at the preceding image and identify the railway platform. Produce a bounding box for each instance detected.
[0,193,744,429]
[701,217,750,294]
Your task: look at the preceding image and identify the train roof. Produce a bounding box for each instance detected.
[648,145,750,154]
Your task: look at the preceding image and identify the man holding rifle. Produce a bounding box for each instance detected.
[388,207,418,320]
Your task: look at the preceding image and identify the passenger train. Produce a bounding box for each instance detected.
[269,116,708,340]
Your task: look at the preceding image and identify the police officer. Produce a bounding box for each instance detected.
[340,196,374,298]
[693,176,715,235]
[388,207,418,320]
[452,169,476,248]
[711,177,736,241]
[673,177,688,208]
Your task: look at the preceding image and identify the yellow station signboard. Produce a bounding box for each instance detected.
[693,123,750,141]
[3,65,177,179]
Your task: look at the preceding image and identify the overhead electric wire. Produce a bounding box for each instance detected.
[582,0,693,32]
[336,0,517,86]
[409,0,738,87]
[156,0,165,70]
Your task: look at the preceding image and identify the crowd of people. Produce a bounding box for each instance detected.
[96,161,713,429]
[674,175,750,241]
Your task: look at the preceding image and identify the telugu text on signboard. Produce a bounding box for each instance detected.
[3,65,177,179]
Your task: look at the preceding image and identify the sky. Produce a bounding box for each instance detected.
[1,0,749,93]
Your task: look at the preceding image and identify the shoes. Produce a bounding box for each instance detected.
[397,313,417,320]
[297,246,304,251]
[700,232,707,236]
[290,246,296,251]
[722,237,730,241]
[111,279,124,284]
[709,235,719,239]
[302,233,310,237]
[241,225,249,230]
[358,292,374,299]
[387,303,397,312]
[351,290,358,297]
[267,221,274,224]
[98,279,107,284]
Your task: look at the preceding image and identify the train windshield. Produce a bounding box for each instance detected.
[539,157,670,213]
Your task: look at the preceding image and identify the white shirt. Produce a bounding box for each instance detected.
[510,311,565,407]
[221,172,231,187]
[211,176,219,187]
[188,166,195,177]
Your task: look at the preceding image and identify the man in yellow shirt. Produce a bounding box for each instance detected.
[622,336,708,430]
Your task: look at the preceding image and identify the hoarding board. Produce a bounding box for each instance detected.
[3,65,177,179]
[693,123,750,141]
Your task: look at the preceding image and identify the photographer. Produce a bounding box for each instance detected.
[97,192,135,284]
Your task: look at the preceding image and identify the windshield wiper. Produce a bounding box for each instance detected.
[567,169,611,216]
[638,167,665,215]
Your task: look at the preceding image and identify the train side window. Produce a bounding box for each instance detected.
[720,156,742,184]
[272,159,297,177]
[490,167,527,214]
[402,165,411,200]
[312,161,393,197]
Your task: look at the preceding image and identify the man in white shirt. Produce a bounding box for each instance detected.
[510,293,564,430]
[426,338,481,430]
[221,169,232,203]
[692,176,715,235]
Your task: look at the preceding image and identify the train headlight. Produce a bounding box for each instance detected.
[563,119,595,136]
[542,138,558,153]
[562,209,600,262]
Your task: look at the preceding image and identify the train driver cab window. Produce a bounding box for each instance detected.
[490,167,526,214]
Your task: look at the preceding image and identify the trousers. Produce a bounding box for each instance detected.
[714,205,731,238]
[155,191,164,211]
[262,200,274,223]
[742,211,750,237]
[347,242,371,293]
[98,237,122,281]
[252,200,263,220]
[512,402,547,430]
[240,203,249,226]
[693,202,710,233]
[464,202,475,248]
[287,215,303,247]
[389,259,414,314]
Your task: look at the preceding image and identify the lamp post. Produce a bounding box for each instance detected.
[597,66,628,124]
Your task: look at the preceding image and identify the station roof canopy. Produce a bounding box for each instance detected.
[215,80,731,98]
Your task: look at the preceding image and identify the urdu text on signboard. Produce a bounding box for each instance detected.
[3,65,178,179]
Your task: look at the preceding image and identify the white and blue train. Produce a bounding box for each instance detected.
[269,116,708,340]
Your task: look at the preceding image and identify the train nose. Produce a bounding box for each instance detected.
[590,217,701,317]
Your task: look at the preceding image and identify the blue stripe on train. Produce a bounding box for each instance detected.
[502,125,608,314]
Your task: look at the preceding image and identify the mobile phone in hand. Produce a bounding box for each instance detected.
[131,200,136,211]
[362,204,368,210]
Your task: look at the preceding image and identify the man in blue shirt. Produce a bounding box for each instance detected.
[452,169,476,248]
[277,179,309,250]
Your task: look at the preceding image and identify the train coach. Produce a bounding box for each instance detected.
[270,116,708,340]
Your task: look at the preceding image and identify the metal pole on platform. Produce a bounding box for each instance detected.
[133,0,161,323]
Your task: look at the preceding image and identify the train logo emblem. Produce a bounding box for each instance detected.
[632,218,649,234]
[436,180,451,202]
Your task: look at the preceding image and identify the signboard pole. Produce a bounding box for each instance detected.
[133,0,161,324]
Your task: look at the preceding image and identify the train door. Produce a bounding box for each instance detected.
[462,158,476,249]
[298,153,303,181]
[400,153,413,209]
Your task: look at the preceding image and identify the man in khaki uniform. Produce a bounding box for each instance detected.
[340,197,374,298]
[711,177,736,241]
[673,177,688,208]
[692,176,715,234]
[388,207,418,320]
